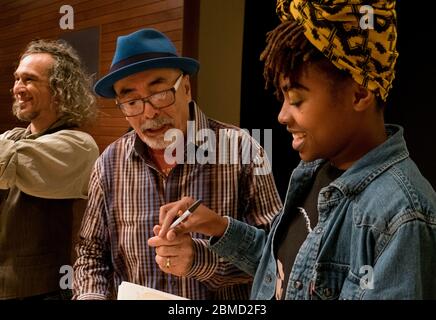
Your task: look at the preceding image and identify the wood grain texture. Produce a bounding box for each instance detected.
[0,0,185,153]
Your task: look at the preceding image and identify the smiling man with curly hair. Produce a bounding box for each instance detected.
[0,39,99,300]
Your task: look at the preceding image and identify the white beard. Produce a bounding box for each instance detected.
[141,133,174,150]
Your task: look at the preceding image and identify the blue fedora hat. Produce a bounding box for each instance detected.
[94,28,199,98]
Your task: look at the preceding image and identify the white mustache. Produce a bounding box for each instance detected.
[140,117,174,131]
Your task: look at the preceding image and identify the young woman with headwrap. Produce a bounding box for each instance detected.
[157,0,436,299]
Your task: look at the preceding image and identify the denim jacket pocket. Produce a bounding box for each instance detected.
[338,270,364,300]
[311,263,350,300]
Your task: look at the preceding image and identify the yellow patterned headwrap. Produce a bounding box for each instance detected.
[276,0,398,101]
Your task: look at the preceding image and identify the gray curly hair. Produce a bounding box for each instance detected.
[20,39,97,126]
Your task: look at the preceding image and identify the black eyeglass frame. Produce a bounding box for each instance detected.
[115,73,184,117]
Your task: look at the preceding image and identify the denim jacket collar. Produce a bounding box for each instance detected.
[331,124,409,197]
[283,124,409,211]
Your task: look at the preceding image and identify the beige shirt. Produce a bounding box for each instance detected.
[0,125,99,199]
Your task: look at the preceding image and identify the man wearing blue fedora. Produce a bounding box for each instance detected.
[73,28,282,300]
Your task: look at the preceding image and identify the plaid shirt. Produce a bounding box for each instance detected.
[73,104,282,300]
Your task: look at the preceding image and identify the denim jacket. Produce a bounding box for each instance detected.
[210,125,436,299]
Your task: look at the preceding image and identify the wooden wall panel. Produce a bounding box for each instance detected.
[0,0,185,152]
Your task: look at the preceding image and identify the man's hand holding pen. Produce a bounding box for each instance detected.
[147,224,194,276]
[148,196,229,275]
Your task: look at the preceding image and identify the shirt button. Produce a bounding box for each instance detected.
[315,227,323,234]
[170,279,177,287]
[293,280,303,290]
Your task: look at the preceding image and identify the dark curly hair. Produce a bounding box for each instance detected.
[261,18,353,100]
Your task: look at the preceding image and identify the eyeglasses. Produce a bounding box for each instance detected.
[116,73,184,117]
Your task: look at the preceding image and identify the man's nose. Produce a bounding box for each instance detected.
[142,101,160,119]
[13,80,26,94]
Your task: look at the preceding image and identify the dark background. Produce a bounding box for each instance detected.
[241,1,436,201]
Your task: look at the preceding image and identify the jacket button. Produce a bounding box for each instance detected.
[293,280,303,290]
[324,191,331,200]
[315,227,323,234]
[266,275,273,283]
[323,288,333,298]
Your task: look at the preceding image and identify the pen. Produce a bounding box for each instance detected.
[169,199,202,229]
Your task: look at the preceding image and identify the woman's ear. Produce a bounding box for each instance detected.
[352,84,375,112]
